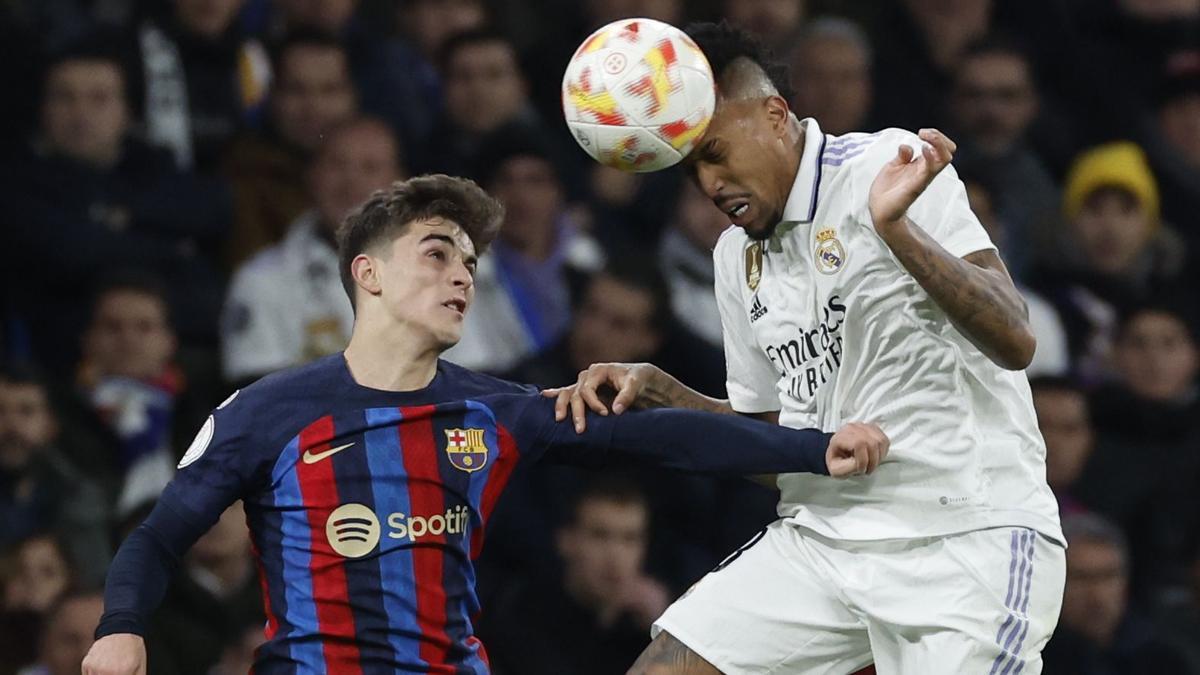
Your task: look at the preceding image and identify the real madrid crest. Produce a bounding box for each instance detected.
[444,428,489,473]
[814,228,846,275]
[745,242,763,290]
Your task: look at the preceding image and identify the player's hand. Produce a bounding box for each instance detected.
[868,128,956,229]
[542,362,661,433]
[82,633,146,675]
[825,422,889,478]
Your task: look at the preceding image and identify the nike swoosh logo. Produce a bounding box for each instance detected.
[302,442,356,464]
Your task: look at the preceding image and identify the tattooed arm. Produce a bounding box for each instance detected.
[876,221,1034,370]
[867,128,1035,371]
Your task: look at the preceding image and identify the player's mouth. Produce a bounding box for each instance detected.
[442,298,467,316]
[715,195,753,226]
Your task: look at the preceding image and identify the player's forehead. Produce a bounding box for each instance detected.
[407,217,476,258]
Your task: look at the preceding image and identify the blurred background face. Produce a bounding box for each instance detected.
[311,121,404,235]
[673,181,731,251]
[1114,311,1199,402]
[41,60,129,167]
[1071,188,1153,274]
[1159,93,1200,168]
[174,0,245,39]
[558,498,648,605]
[273,45,357,152]
[5,536,71,613]
[0,381,57,471]
[277,0,357,33]
[189,502,249,566]
[488,156,562,252]
[1032,388,1093,490]
[724,0,805,49]
[952,52,1037,155]
[41,595,104,675]
[444,40,526,133]
[84,290,177,380]
[569,276,661,368]
[401,0,486,58]
[1061,538,1127,647]
[790,33,871,136]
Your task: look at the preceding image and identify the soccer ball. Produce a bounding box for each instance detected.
[562,18,715,173]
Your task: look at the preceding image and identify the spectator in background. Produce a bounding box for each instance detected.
[0,367,111,583]
[1153,547,1200,672]
[17,591,105,675]
[723,0,806,57]
[3,533,75,616]
[0,42,230,373]
[788,17,873,136]
[1032,141,1191,380]
[659,181,730,350]
[78,275,213,517]
[1077,304,1200,599]
[222,116,404,384]
[397,0,487,64]
[223,31,357,265]
[868,0,992,130]
[272,0,440,165]
[1144,50,1200,254]
[963,177,1068,376]
[479,473,668,675]
[420,30,542,177]
[136,0,269,172]
[1030,376,1095,514]
[1044,512,1193,674]
[444,127,603,373]
[145,502,262,675]
[949,38,1058,278]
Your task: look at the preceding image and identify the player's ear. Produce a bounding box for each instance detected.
[351,253,383,299]
[765,95,791,135]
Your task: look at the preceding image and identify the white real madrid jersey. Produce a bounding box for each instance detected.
[714,118,1063,544]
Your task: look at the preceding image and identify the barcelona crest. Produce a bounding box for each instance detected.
[444,428,489,473]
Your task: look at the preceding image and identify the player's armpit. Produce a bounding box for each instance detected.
[627,631,723,675]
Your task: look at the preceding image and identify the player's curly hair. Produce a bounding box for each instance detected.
[685,21,794,102]
[337,174,504,309]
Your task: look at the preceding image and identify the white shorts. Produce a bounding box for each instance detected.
[652,520,1065,674]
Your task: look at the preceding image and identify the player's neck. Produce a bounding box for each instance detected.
[343,318,440,391]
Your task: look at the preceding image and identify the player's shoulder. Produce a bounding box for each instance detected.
[713,224,749,267]
[436,359,539,397]
[224,354,347,421]
[821,127,922,177]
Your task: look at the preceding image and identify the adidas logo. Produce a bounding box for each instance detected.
[750,295,769,323]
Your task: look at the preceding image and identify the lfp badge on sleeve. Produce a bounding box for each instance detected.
[444,428,489,473]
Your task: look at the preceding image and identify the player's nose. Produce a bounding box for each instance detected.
[694,162,724,199]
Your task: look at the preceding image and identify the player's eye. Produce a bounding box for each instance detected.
[427,249,446,262]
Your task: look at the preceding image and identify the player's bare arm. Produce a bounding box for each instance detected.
[627,631,723,675]
[867,128,1035,371]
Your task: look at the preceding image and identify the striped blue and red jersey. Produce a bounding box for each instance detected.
[96,354,835,673]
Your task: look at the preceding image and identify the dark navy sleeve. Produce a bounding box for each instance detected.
[493,394,832,475]
[95,390,264,639]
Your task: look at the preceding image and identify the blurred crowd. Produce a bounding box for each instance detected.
[0,0,1198,673]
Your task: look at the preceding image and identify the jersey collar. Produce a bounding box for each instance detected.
[775,117,826,234]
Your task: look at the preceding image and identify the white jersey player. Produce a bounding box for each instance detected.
[549,23,1064,675]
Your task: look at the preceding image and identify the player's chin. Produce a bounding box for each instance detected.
[743,216,777,241]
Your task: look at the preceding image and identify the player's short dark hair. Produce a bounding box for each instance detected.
[336,174,504,310]
[685,21,793,102]
[437,28,516,75]
[89,270,172,325]
[565,471,649,527]
[269,29,348,79]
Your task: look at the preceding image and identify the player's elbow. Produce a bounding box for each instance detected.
[995,325,1036,371]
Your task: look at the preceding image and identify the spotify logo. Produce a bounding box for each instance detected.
[325,503,380,558]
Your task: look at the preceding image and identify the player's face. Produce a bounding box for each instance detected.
[376,219,477,348]
[685,95,797,240]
